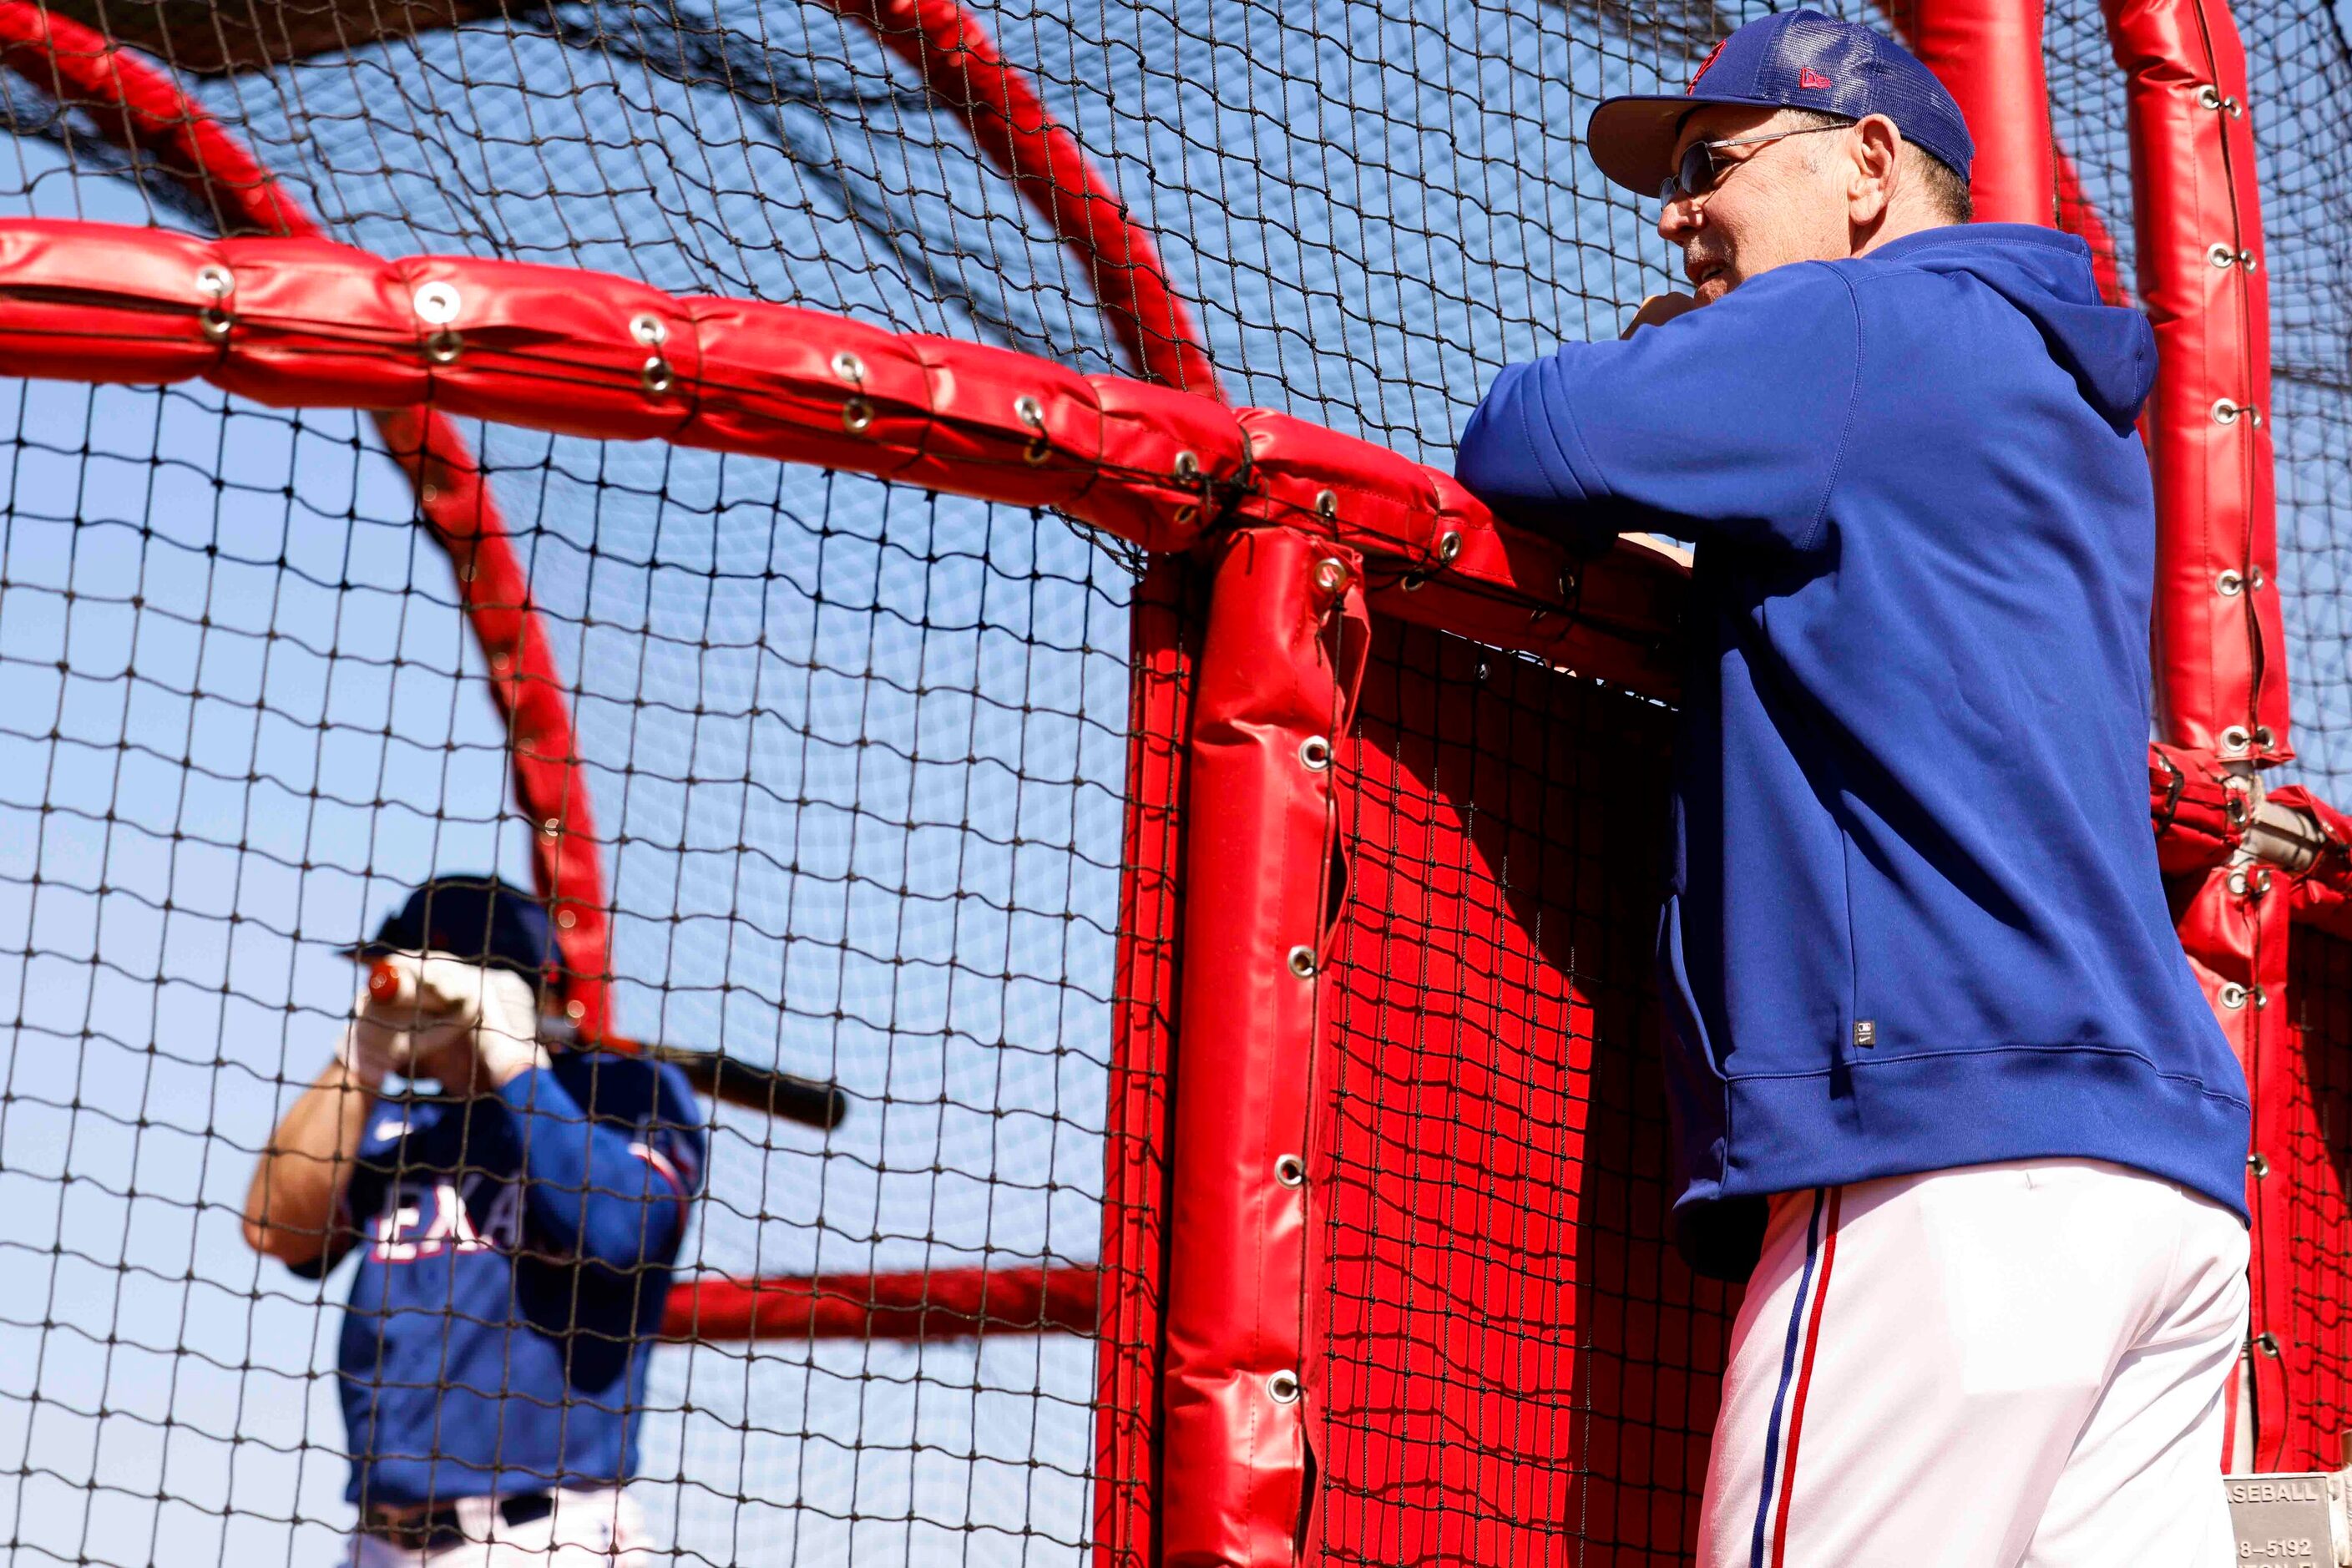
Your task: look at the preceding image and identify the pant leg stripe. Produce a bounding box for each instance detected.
[1769,1184,1844,1568]
[1747,1188,1828,1568]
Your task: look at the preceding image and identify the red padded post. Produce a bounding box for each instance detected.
[2103,0,2285,763]
[1159,529,1368,1567]
[1094,558,1196,1568]
[1884,0,2057,223]
[1885,0,2128,301]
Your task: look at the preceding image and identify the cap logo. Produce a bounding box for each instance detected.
[1799,67,1833,89]
[1687,38,1727,91]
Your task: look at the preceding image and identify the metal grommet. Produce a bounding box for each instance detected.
[2220,724,2253,755]
[556,908,579,929]
[412,281,463,325]
[630,313,668,346]
[2240,249,2258,271]
[640,357,674,396]
[1013,394,1045,429]
[2209,242,2238,268]
[2218,569,2245,596]
[424,329,463,365]
[565,998,587,1021]
[2218,981,2248,1009]
[540,817,563,838]
[831,349,866,384]
[195,262,235,299]
[2256,1331,2281,1358]
[2253,985,2269,1009]
[1312,557,1349,594]
[2197,84,2223,109]
[1286,945,1317,979]
[842,397,875,434]
[1399,572,1426,593]
[199,306,234,341]
[1274,1154,1306,1188]
[2213,398,2243,426]
[2228,869,2250,896]
[1437,530,1463,564]
[2250,1151,2271,1178]
[2249,566,2266,590]
[1023,438,1052,467]
[1298,736,1332,771]
[1314,488,1338,520]
[1174,505,1198,528]
[1173,449,1201,483]
[2256,867,2274,893]
[1267,1369,1302,1404]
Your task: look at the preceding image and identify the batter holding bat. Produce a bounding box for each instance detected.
[240,876,706,1565]
[1457,12,2250,1564]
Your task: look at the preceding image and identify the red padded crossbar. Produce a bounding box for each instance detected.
[0,218,1685,696]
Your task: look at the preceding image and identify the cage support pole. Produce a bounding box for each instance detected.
[1093,558,1197,1568]
[2103,0,2284,761]
[1884,0,2057,223]
[2102,0,2293,1464]
[1157,528,1366,1567]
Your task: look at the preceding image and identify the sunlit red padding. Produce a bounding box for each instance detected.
[0,219,1685,694]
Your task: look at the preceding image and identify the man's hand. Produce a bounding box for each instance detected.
[407,955,552,1090]
[338,953,471,1089]
[1623,291,1701,338]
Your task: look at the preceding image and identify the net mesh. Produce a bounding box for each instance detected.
[0,0,2348,1562]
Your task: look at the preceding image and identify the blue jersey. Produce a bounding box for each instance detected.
[295,1052,706,1506]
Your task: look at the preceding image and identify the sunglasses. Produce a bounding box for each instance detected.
[1659,121,1854,203]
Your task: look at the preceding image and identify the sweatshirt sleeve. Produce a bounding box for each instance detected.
[495,1065,692,1272]
[1455,263,1862,554]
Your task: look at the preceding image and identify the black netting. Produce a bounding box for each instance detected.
[2,0,2348,1563]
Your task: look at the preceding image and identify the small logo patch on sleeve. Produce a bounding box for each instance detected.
[1853,1019,1877,1048]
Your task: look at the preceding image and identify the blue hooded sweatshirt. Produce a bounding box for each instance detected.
[1455,225,2249,1280]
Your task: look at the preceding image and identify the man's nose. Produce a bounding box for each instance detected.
[1657,194,1701,244]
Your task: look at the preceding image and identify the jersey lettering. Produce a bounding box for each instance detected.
[370,1173,524,1262]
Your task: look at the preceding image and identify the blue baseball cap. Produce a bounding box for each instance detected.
[1586,9,1975,198]
[350,875,558,976]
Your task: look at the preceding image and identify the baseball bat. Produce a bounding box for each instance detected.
[367,960,849,1130]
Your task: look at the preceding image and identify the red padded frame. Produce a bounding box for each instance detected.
[10,0,2352,1546]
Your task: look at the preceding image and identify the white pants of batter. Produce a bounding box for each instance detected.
[347,1487,650,1567]
[1697,1158,2248,1568]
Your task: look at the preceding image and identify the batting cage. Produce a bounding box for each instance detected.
[0,0,2343,1563]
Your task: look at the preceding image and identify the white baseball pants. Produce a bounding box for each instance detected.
[347,1487,650,1567]
[1697,1157,2248,1568]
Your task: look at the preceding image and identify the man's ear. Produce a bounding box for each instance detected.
[1849,114,1904,228]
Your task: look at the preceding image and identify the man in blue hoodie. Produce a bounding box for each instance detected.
[1456,13,2250,1564]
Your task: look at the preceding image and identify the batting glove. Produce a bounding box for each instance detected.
[410,954,553,1088]
[336,953,468,1088]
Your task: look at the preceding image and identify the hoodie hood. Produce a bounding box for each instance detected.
[1874,224,2155,434]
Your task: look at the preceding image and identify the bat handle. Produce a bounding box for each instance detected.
[367,959,407,1007]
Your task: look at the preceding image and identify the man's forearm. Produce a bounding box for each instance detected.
[240,1061,374,1264]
